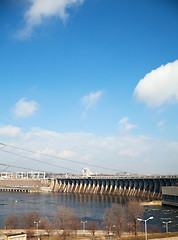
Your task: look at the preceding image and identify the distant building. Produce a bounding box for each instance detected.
[82,168,93,177]
[0,179,41,193]
[162,186,178,207]
[3,233,27,240]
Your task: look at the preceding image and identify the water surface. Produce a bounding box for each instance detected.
[0,192,177,232]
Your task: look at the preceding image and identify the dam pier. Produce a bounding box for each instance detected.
[51,175,178,200]
[0,172,177,200]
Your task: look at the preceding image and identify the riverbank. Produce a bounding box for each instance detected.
[0,230,178,240]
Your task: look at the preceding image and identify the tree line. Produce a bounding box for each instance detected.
[3,200,159,239]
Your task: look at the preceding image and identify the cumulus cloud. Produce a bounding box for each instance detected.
[0,126,178,174]
[13,98,39,118]
[0,125,22,137]
[16,0,85,39]
[81,90,104,109]
[134,60,178,107]
[118,117,137,132]
[24,127,60,139]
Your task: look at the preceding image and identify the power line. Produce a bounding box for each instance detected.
[0,149,80,173]
[0,145,6,151]
[0,142,120,173]
[0,162,46,172]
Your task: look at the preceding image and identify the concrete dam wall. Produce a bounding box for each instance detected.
[0,176,177,200]
[51,176,178,200]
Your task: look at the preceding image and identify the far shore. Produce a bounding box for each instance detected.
[140,200,162,206]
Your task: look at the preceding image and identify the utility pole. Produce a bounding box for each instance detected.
[34,221,41,230]
[163,221,171,233]
[137,216,154,240]
[81,221,87,235]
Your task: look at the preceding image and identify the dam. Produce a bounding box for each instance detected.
[51,175,178,200]
[0,172,177,200]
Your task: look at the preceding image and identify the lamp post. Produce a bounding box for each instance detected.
[34,221,41,230]
[81,221,87,234]
[137,216,153,240]
[163,221,171,233]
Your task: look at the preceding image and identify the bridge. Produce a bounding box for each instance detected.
[50,175,178,200]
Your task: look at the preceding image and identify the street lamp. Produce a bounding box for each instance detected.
[137,216,153,240]
[34,221,41,230]
[81,221,87,234]
[163,221,171,233]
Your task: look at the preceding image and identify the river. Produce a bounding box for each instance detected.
[0,192,177,232]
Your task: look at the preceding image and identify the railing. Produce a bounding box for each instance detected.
[52,175,178,180]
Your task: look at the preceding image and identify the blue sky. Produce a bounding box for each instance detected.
[0,0,178,175]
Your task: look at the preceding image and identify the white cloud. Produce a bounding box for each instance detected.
[58,150,78,159]
[134,60,178,107]
[168,141,178,151]
[0,126,178,174]
[118,148,139,157]
[157,120,164,127]
[81,90,104,109]
[24,127,60,140]
[118,117,137,132]
[16,0,85,39]
[0,125,22,137]
[13,98,39,118]
[33,148,57,159]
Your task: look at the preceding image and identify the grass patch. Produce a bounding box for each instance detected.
[118,232,178,240]
[30,232,178,240]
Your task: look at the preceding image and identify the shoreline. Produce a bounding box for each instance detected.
[0,229,178,239]
[140,201,162,206]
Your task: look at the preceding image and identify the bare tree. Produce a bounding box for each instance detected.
[20,211,41,229]
[71,215,81,236]
[103,204,125,237]
[87,220,99,236]
[125,200,145,236]
[40,216,53,239]
[111,204,125,237]
[53,206,78,240]
[26,228,35,240]
[3,214,20,229]
[103,207,114,236]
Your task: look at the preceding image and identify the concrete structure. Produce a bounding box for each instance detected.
[0,179,41,193]
[4,233,27,240]
[0,173,177,199]
[51,176,178,200]
[0,172,45,179]
[162,186,178,207]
